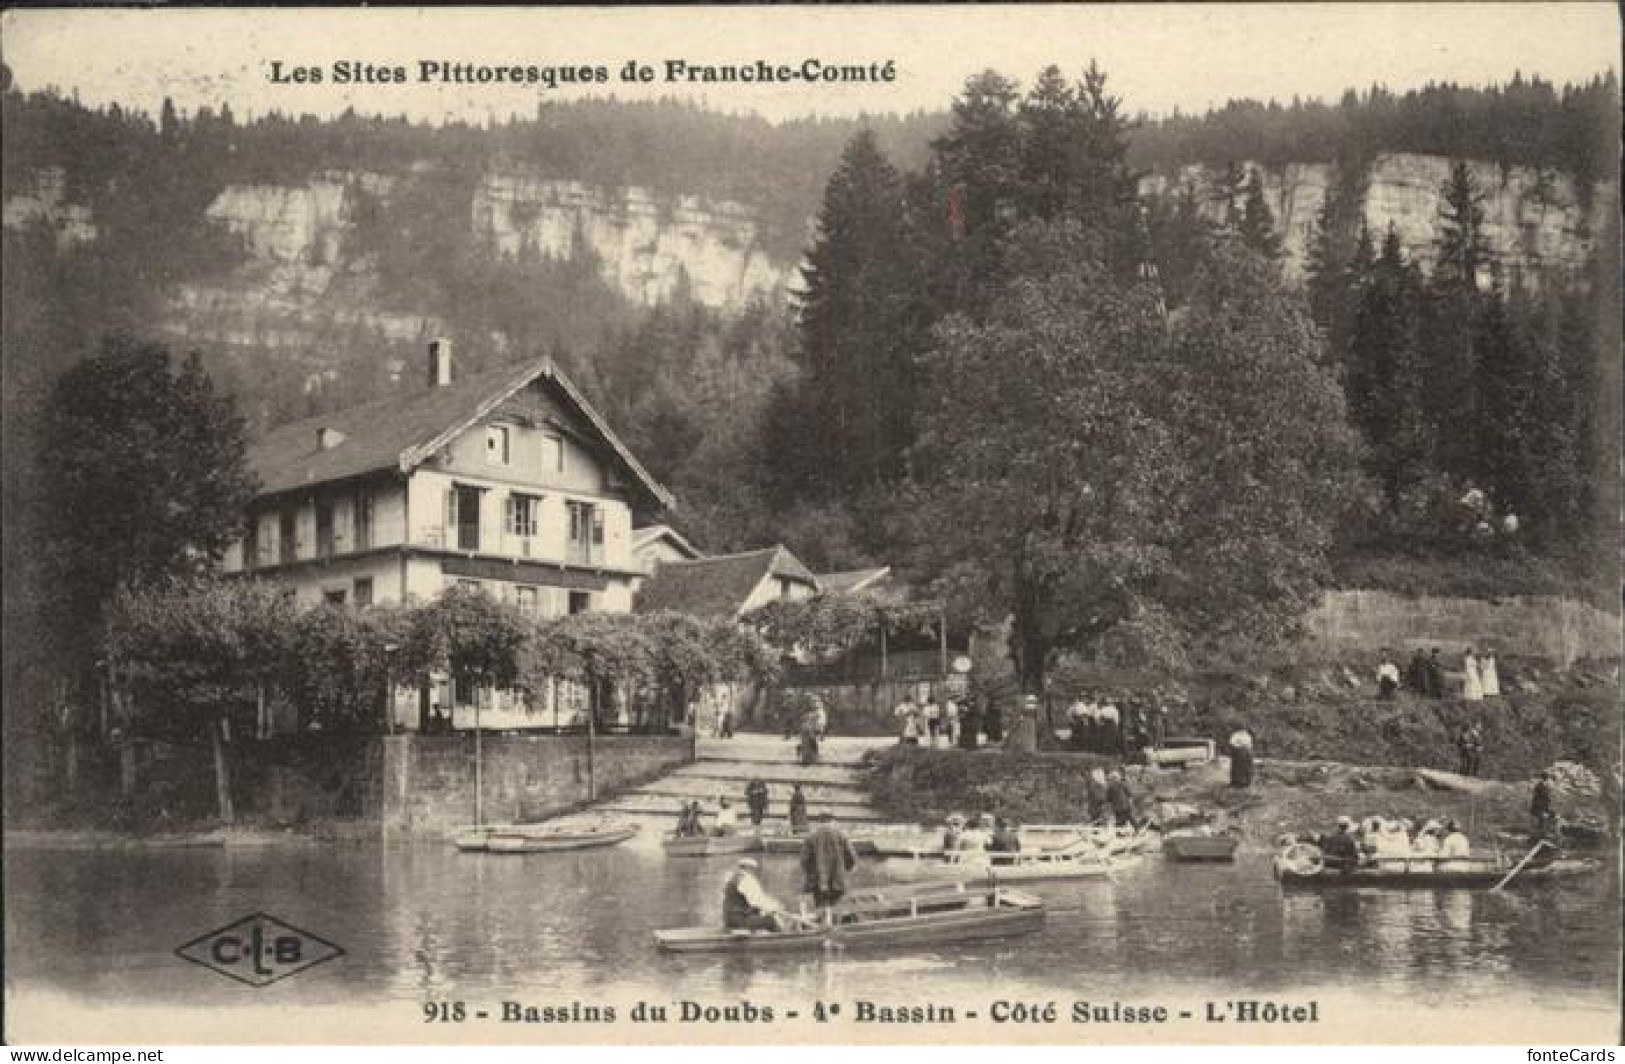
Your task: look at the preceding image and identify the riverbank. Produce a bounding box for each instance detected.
[1,820,380,851]
[864,745,1616,849]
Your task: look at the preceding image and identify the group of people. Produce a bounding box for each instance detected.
[1065,694,1168,758]
[1378,646,1502,701]
[1083,767,1139,826]
[940,813,1025,853]
[1314,814,1473,871]
[721,813,859,931]
[893,692,967,748]
[676,782,813,838]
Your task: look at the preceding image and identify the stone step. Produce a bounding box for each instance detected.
[637,777,868,802]
[696,751,871,768]
[606,791,877,815]
[675,762,866,786]
[595,800,887,823]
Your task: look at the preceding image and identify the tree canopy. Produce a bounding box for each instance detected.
[907,223,1360,694]
[37,336,258,658]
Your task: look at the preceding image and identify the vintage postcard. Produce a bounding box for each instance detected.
[2,3,1620,1047]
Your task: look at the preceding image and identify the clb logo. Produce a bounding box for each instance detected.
[176,912,344,987]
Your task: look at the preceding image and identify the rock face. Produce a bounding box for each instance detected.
[1,167,97,249]
[4,151,1613,360]
[1140,152,1616,284]
[471,176,792,309]
[172,173,434,356]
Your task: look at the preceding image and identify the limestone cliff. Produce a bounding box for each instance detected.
[1140,152,1616,283]
[470,176,791,308]
[5,152,1613,362]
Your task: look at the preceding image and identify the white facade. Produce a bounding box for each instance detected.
[225,363,662,731]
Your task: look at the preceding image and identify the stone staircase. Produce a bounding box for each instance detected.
[591,732,890,830]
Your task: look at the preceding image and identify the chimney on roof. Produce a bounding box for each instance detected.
[317,426,346,451]
[428,338,453,388]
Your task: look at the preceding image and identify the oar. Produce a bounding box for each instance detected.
[1490,839,1552,893]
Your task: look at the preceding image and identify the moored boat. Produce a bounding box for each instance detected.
[458,820,639,854]
[485,824,638,854]
[653,881,1044,953]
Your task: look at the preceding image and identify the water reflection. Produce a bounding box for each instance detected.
[5,843,1616,1014]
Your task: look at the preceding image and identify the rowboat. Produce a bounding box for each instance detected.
[653,881,1044,953]
[869,823,1103,859]
[457,821,640,854]
[1272,846,1602,889]
[485,824,638,853]
[662,831,765,857]
[1163,832,1241,862]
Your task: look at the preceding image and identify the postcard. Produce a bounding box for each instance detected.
[2,4,1619,1046]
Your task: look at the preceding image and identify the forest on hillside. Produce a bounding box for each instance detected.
[2,66,1619,606]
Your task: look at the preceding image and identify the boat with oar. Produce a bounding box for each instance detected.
[455,820,639,854]
[653,881,1044,953]
[891,829,1143,883]
[1272,840,1602,889]
[662,831,767,857]
[867,822,1119,859]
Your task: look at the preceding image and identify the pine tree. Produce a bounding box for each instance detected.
[1304,188,1346,330]
[1345,228,1432,506]
[1017,65,1078,221]
[769,129,919,501]
[1237,168,1283,260]
[1436,160,1489,291]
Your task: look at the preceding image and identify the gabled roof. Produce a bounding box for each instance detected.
[633,545,818,618]
[631,524,703,561]
[818,566,893,595]
[245,356,673,510]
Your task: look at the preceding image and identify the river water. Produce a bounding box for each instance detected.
[5,835,1618,1042]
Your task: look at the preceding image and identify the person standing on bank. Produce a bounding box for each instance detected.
[788,784,809,834]
[1406,648,1429,696]
[1228,725,1256,789]
[959,694,981,750]
[922,692,942,746]
[1462,648,1484,702]
[1530,771,1557,838]
[745,777,769,827]
[983,693,1005,745]
[1376,650,1401,700]
[1456,721,1483,777]
[1426,648,1445,698]
[1085,767,1109,823]
[1106,769,1135,827]
[894,696,920,746]
[801,812,858,911]
[1480,647,1502,698]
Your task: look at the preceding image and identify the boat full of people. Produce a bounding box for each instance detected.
[1272,815,1602,888]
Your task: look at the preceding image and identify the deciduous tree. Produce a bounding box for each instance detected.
[907,224,1359,715]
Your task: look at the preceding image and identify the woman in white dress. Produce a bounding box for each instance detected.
[1462,648,1484,702]
[1480,647,1501,697]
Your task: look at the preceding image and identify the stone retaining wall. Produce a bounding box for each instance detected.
[378,732,692,838]
[1303,591,1621,665]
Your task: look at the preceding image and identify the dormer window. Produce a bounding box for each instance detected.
[486,425,511,465]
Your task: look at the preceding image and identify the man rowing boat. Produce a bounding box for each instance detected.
[722,858,785,931]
